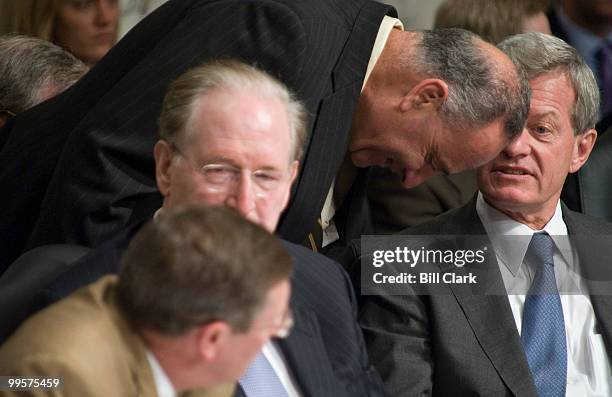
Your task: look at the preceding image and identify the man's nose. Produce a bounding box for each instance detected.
[95,0,117,25]
[502,128,531,159]
[224,173,257,220]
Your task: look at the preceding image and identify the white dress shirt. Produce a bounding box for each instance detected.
[476,193,612,396]
[262,341,302,397]
[319,15,404,248]
[145,349,177,397]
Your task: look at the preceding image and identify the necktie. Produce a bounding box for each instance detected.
[596,41,612,117]
[239,352,290,397]
[521,232,567,397]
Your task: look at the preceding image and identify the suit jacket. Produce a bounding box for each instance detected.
[367,167,477,234]
[0,275,233,397]
[0,0,396,272]
[359,197,612,396]
[20,223,384,397]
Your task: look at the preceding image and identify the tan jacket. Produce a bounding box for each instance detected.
[0,276,234,397]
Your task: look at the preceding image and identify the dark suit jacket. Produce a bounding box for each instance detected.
[20,223,384,397]
[359,197,612,396]
[0,0,395,272]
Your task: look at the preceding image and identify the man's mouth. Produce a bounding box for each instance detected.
[493,166,531,176]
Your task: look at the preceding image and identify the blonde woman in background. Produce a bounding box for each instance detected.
[0,0,119,66]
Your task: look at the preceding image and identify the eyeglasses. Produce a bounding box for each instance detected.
[274,308,294,339]
[170,143,288,196]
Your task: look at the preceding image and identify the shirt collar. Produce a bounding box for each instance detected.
[362,16,403,91]
[476,192,572,275]
[145,349,177,397]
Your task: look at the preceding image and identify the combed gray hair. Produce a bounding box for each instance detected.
[159,59,308,162]
[498,32,600,135]
[0,34,88,113]
[411,28,530,139]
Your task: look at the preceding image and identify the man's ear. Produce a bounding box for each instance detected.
[280,160,299,210]
[400,78,448,112]
[569,129,597,173]
[154,140,174,196]
[197,321,232,361]
[288,160,299,184]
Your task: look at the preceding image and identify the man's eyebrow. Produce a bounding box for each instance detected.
[201,156,285,172]
[530,110,562,123]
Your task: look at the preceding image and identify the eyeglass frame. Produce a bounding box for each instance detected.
[168,141,292,197]
[254,307,294,339]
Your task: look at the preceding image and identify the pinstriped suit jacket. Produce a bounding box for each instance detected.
[0,0,395,271]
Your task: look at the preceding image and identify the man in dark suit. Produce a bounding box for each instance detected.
[16,60,383,397]
[360,32,612,396]
[0,0,530,271]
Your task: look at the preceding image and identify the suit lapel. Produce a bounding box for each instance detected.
[590,295,612,360]
[441,200,538,397]
[277,304,343,397]
[277,2,395,244]
[562,207,612,360]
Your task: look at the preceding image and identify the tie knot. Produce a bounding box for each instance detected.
[526,232,554,266]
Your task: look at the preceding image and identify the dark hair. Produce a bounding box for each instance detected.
[117,205,293,335]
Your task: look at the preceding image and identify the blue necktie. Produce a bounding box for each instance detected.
[239,352,290,397]
[521,232,567,397]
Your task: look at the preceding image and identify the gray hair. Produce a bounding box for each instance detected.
[159,59,308,162]
[498,32,600,135]
[411,28,530,139]
[0,34,88,114]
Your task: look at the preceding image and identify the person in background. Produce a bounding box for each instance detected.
[367,0,552,235]
[435,0,551,44]
[0,0,119,66]
[0,206,292,397]
[0,34,88,132]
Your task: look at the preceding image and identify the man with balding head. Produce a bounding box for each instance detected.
[360,32,612,396]
[0,0,530,271]
[15,60,384,397]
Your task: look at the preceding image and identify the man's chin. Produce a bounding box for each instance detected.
[482,190,532,212]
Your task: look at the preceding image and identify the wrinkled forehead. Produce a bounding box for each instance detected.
[184,89,293,166]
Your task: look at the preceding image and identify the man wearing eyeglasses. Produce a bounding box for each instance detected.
[13,60,383,397]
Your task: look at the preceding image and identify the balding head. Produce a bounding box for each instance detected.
[349,28,530,188]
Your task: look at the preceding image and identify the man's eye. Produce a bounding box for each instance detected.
[71,0,94,10]
[203,166,235,181]
[254,172,282,189]
[533,126,551,135]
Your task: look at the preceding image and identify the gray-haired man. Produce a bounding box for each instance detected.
[360,32,612,396]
